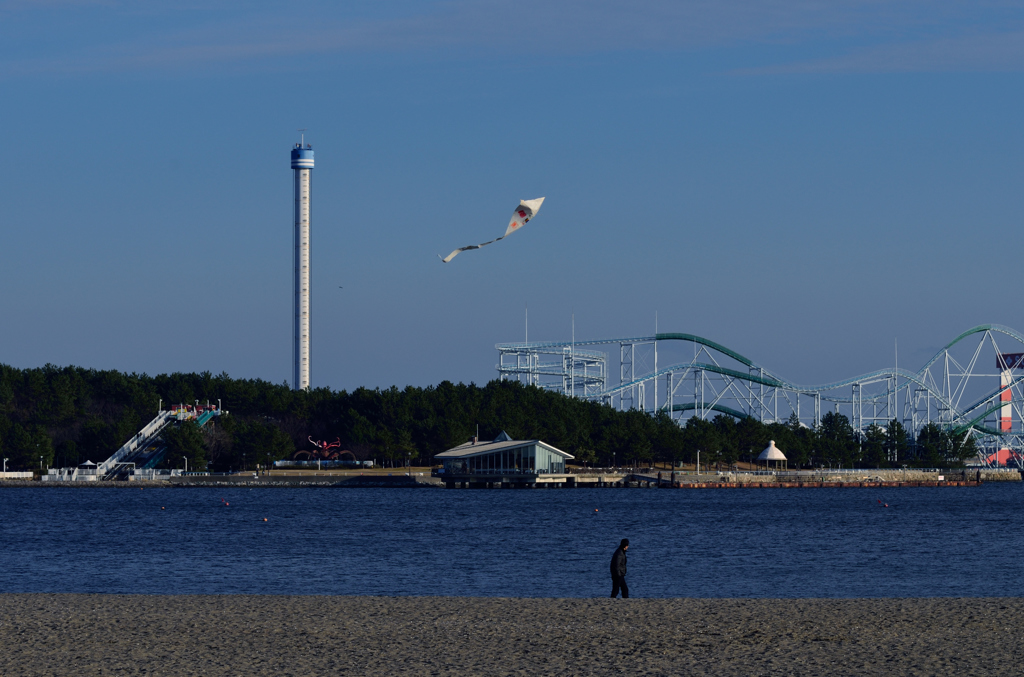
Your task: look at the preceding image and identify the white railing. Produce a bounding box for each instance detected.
[41,468,100,482]
[98,410,175,474]
[128,469,182,481]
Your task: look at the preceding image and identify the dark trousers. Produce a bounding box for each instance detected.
[611,575,628,598]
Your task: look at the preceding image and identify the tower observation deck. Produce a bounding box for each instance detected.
[291,140,314,390]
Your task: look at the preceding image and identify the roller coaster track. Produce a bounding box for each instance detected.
[669,402,751,420]
[497,324,1024,438]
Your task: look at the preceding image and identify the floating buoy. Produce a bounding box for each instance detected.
[225,502,229,506]
[263,518,268,522]
[594,509,599,512]
[161,507,165,510]
[884,504,889,508]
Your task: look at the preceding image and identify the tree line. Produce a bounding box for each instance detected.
[0,363,978,472]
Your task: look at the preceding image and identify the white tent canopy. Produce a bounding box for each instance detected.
[757,441,786,461]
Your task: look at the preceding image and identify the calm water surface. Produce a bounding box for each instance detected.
[0,484,1020,598]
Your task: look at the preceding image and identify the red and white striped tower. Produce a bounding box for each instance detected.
[1000,364,1012,432]
[996,353,1020,465]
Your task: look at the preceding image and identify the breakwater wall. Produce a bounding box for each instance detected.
[3,469,1015,489]
[671,480,977,488]
[168,474,442,488]
[0,474,444,489]
[0,479,174,488]
[668,469,1020,485]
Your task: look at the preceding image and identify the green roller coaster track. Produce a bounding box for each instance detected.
[498,324,1024,436]
[668,402,752,420]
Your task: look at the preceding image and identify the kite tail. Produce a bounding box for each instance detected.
[440,197,544,263]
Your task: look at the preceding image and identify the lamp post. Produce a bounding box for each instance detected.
[2,458,6,473]
[696,450,700,476]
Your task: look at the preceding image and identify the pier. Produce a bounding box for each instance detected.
[439,472,623,489]
[436,468,1014,488]
[438,472,983,488]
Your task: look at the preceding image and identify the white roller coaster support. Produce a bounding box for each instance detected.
[495,324,1024,467]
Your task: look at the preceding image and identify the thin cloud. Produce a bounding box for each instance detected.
[742,30,1024,74]
[3,0,1024,76]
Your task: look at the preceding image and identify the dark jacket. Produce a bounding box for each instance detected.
[610,547,627,578]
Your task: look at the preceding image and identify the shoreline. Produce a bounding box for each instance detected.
[1,467,1017,489]
[3,594,1023,675]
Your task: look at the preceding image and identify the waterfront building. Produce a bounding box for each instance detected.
[434,431,574,487]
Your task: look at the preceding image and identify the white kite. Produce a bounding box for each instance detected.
[439,197,545,263]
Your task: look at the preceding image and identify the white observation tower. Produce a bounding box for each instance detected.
[291,135,314,390]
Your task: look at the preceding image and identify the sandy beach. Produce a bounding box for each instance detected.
[2,595,1022,675]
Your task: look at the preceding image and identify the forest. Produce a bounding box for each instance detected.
[0,363,977,472]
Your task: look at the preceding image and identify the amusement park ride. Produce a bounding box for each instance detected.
[292,437,357,462]
[497,324,1024,468]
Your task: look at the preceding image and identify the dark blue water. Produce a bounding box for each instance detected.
[1,484,1021,598]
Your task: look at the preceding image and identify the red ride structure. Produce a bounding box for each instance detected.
[292,437,354,462]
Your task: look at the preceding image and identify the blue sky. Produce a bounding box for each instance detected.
[2,1,1024,391]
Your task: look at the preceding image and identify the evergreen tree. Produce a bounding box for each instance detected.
[862,424,888,468]
[0,361,988,473]
[163,421,207,471]
[885,419,911,465]
[816,412,858,467]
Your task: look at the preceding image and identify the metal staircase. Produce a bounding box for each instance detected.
[98,410,176,480]
[97,404,225,480]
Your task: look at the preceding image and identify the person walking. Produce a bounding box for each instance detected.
[610,538,629,598]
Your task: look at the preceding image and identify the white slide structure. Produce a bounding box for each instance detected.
[98,410,176,479]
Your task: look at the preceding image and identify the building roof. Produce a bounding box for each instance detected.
[434,433,574,460]
[757,440,787,461]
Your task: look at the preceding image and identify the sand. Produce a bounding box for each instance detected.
[2,595,1022,676]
